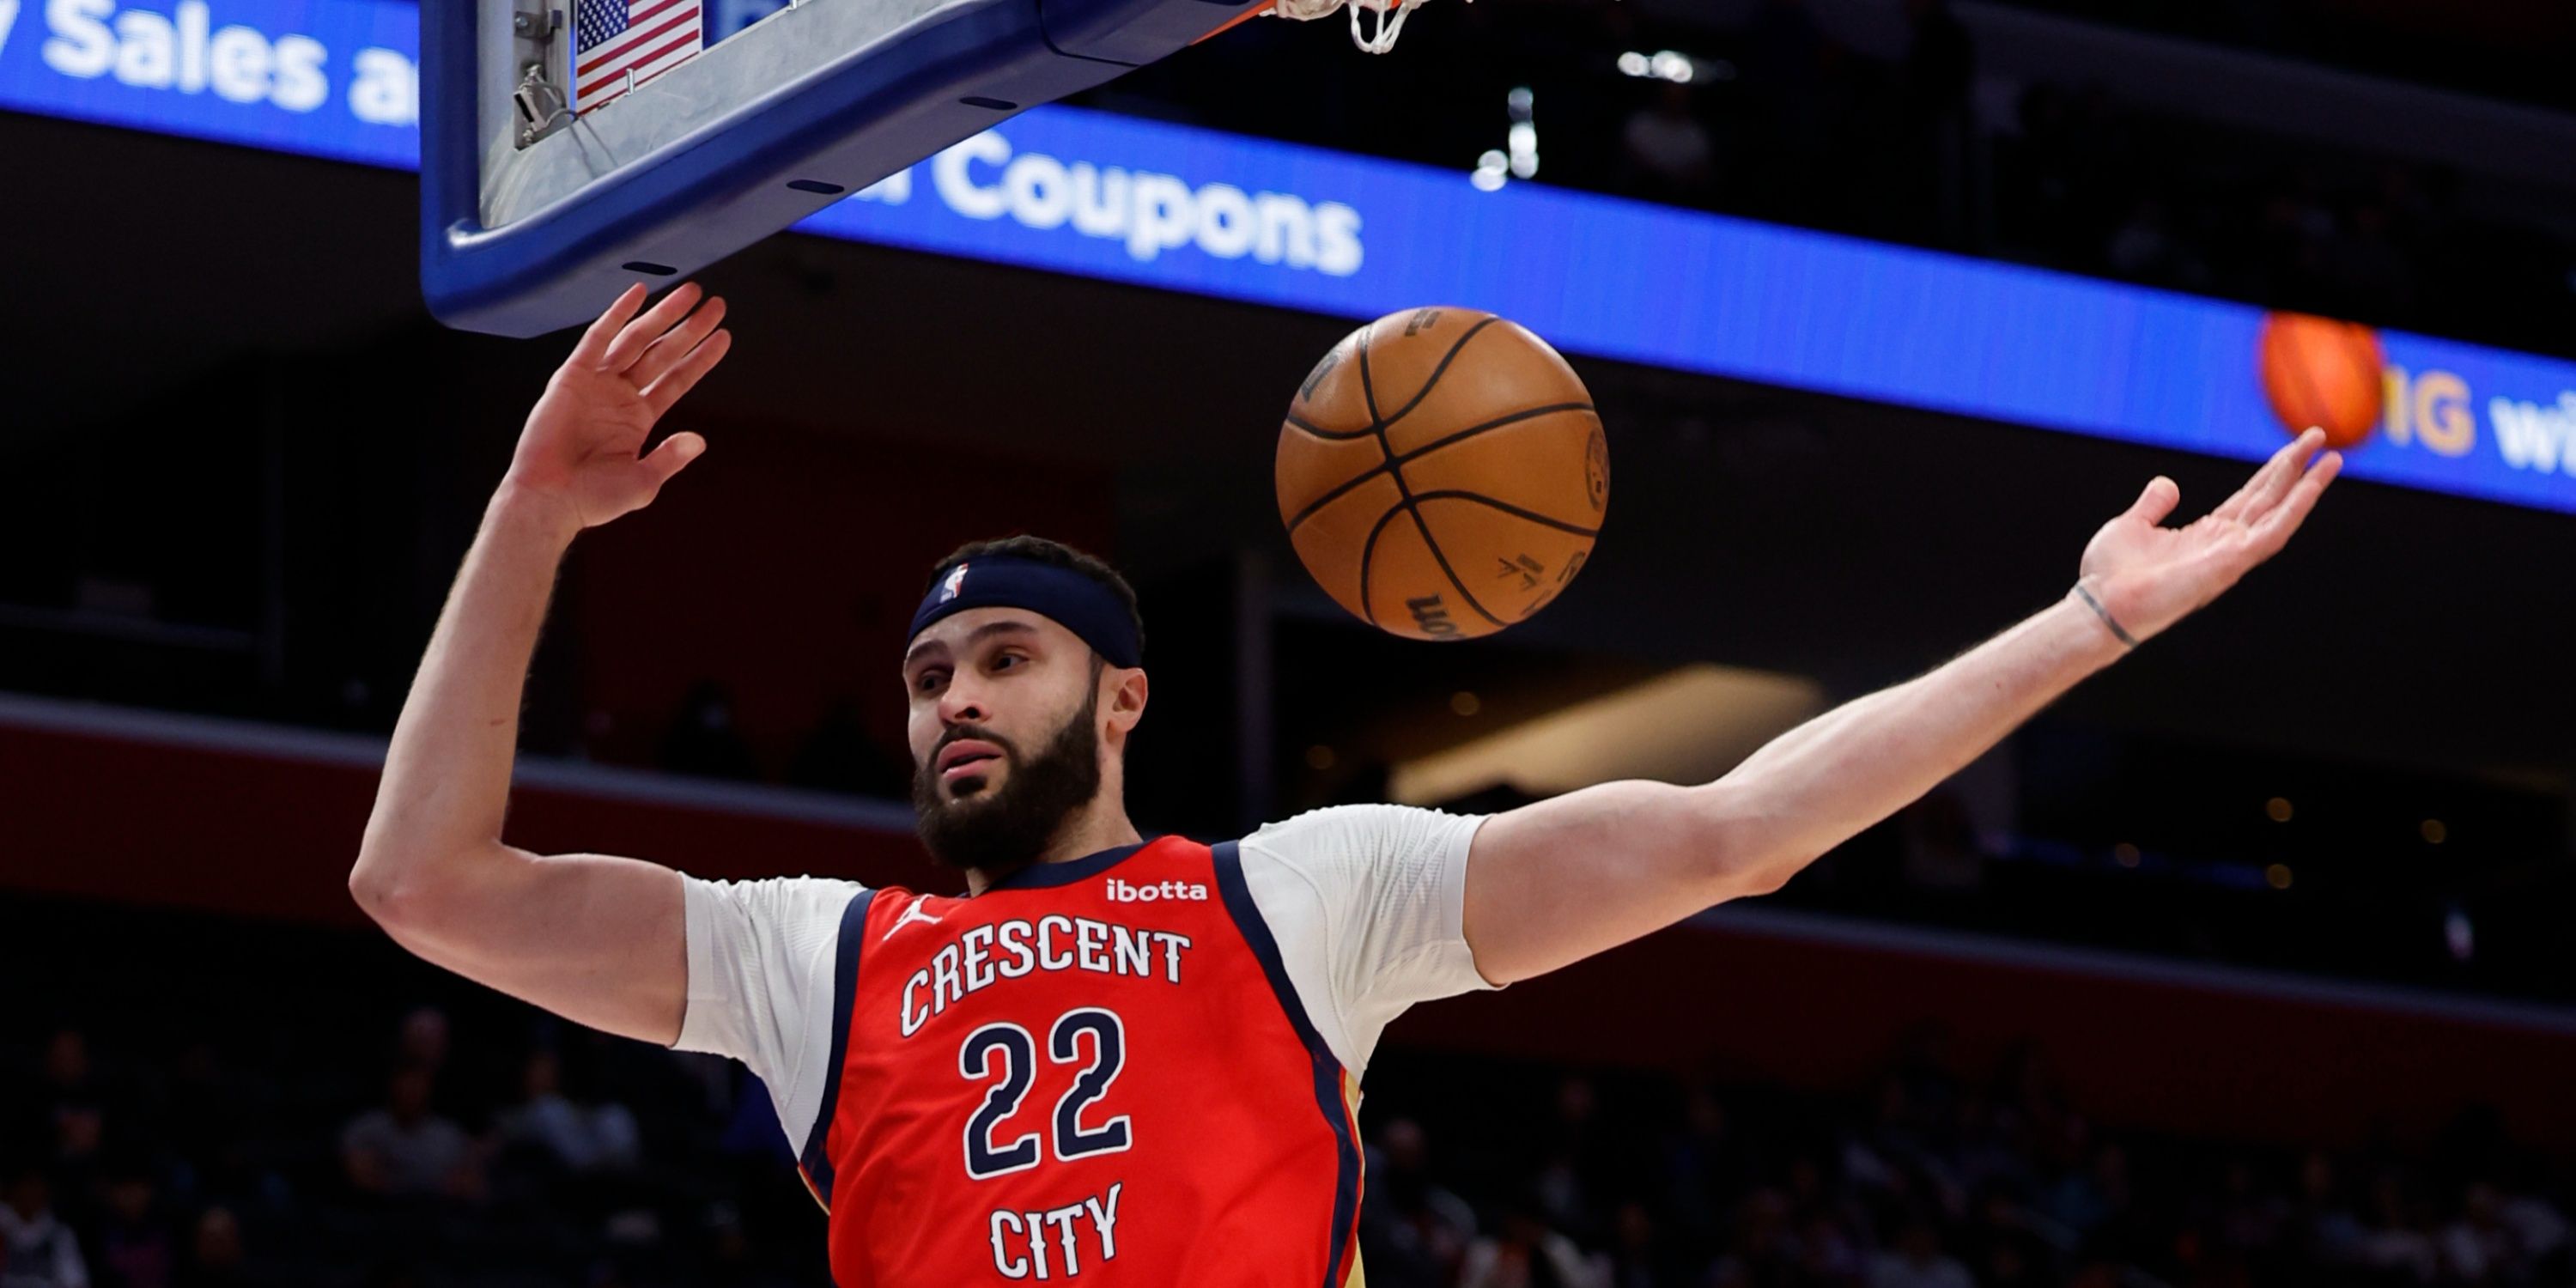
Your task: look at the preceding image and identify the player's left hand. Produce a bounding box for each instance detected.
[2075,427,2342,646]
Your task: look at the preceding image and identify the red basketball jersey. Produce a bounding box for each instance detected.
[796,835,1365,1287]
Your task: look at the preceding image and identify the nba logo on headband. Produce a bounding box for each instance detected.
[908,554,1143,668]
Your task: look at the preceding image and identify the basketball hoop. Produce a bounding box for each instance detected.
[1269,0,1442,54]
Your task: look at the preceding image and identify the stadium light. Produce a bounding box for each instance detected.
[1508,87,1538,179]
[1472,88,1539,188]
[1617,50,1729,84]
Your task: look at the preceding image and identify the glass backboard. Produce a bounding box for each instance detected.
[422,0,1275,335]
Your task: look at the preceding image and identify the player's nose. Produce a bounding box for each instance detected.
[937,678,991,726]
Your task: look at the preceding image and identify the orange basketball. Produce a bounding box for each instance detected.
[2258,312,2385,449]
[1276,307,1607,641]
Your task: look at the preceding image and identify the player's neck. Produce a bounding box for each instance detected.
[963,798,1144,896]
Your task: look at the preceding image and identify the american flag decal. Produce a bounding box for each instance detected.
[573,0,704,115]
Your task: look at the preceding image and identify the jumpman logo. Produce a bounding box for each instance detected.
[880,896,946,942]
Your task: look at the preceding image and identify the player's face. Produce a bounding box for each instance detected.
[902,610,1107,869]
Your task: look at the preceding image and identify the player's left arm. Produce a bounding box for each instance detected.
[1461,430,2343,985]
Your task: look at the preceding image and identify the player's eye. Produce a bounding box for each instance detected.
[914,669,948,693]
[993,652,1024,671]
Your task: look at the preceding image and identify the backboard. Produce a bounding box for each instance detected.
[422,0,1279,336]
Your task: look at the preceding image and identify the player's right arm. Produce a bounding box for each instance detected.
[349,283,731,1047]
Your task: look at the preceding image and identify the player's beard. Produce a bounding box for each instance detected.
[912,682,1103,878]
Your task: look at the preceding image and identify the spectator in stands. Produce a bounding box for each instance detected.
[1944,1090,2029,1201]
[1459,1193,1607,1288]
[1783,1151,1874,1255]
[1792,1205,1866,1285]
[1534,1077,1615,1245]
[2439,1176,2569,1285]
[30,1032,98,1127]
[87,1159,173,1288]
[1603,1200,1694,1288]
[158,1042,279,1212]
[174,1208,244,1288]
[1963,1183,2050,1287]
[41,1104,106,1242]
[2293,1151,2366,1270]
[1360,1118,1476,1288]
[1708,1188,1798,1288]
[497,1050,641,1176]
[392,1007,449,1077]
[2202,1156,2289,1278]
[1868,1214,1973,1288]
[1661,1085,1751,1255]
[14,918,2576,1288]
[1842,1074,1935,1214]
[338,1066,483,1204]
[2439,1181,2510,1284]
[2354,1171,2439,1283]
[0,1157,89,1288]
[2494,1170,2572,1279]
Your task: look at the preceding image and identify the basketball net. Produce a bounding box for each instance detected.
[1268,0,1441,53]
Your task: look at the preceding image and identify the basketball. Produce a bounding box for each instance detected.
[2258,311,2385,449]
[1276,307,1607,641]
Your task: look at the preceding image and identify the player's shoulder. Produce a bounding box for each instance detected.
[688,872,877,926]
[1240,802,1483,866]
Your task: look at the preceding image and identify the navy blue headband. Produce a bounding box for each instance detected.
[908,556,1142,668]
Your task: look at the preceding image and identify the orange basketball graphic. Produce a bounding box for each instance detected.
[2258,312,2385,450]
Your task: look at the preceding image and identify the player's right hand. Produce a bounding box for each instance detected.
[503,282,731,531]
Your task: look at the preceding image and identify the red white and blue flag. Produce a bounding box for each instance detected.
[573,0,704,115]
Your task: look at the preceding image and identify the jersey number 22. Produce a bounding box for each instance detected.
[959,1008,1133,1179]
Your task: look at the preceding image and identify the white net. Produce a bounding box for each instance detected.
[1268,0,1442,53]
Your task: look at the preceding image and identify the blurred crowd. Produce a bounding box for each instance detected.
[1357,1045,2574,1288]
[0,1005,831,1288]
[5,893,2570,1288]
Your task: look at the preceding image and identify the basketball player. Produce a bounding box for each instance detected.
[350,283,2342,1286]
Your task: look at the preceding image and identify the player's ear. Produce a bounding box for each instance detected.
[1104,665,1147,737]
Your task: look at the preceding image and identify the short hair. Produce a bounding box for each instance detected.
[927,536,1146,663]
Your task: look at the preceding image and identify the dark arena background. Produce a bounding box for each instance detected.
[7,0,2576,1285]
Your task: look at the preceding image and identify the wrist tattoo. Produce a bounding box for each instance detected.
[2073,580,2139,648]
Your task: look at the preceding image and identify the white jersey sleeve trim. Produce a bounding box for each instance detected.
[1236,803,1500,1080]
[673,872,866,1155]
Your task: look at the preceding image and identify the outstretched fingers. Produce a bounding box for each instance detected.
[2212,428,2324,525]
[601,282,708,374]
[642,327,732,416]
[2249,428,2330,520]
[569,283,651,368]
[2245,447,2342,556]
[629,294,727,390]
